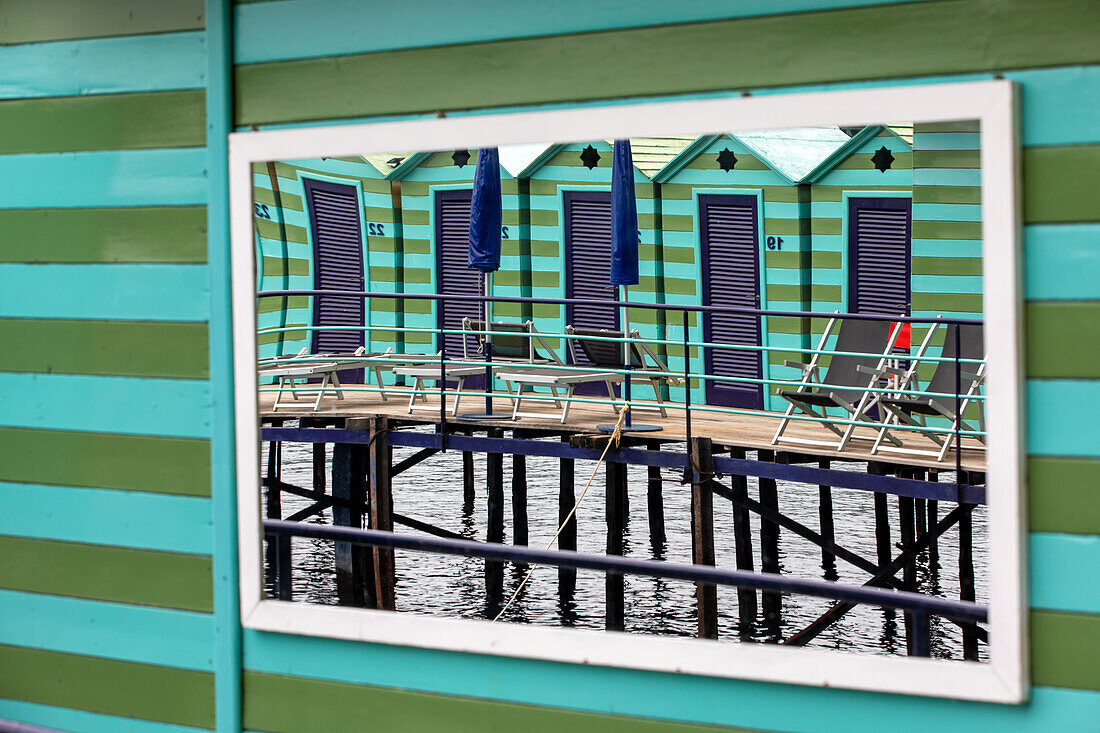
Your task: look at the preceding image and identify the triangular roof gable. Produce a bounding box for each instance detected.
[653,133,797,184]
[386,149,514,181]
[517,141,648,182]
[801,126,912,183]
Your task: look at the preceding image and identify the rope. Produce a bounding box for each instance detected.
[491,404,629,623]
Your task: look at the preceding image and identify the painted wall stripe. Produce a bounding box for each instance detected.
[242,630,1100,732]
[0,373,210,439]
[0,645,214,729]
[0,0,204,45]
[0,32,206,101]
[0,699,208,733]
[0,264,210,322]
[0,90,206,154]
[0,206,208,264]
[233,0,1100,125]
[0,319,210,379]
[1023,144,1100,224]
[1024,223,1100,300]
[0,483,212,555]
[0,590,214,672]
[1030,533,1100,614]
[1028,456,1100,535]
[0,149,207,209]
[1026,302,1100,378]
[1027,379,1100,457]
[0,536,213,613]
[1031,610,1100,692]
[0,426,210,497]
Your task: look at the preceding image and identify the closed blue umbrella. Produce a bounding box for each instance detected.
[464,147,507,419]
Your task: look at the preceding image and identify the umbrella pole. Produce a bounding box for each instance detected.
[485,271,493,414]
[622,285,632,428]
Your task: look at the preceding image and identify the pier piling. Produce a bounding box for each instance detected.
[690,437,718,639]
[605,458,627,632]
[729,448,758,627]
[368,417,395,610]
[817,459,838,580]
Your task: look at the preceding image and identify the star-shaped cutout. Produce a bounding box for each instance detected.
[452,149,471,168]
[579,145,601,170]
[871,146,895,173]
[716,147,738,172]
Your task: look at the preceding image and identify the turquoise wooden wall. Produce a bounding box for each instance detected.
[1,1,1098,732]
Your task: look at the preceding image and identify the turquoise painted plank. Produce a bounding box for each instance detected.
[235,0,930,64]
[243,629,1100,732]
[915,133,982,150]
[812,170,913,186]
[1024,223,1100,300]
[0,590,213,672]
[910,275,983,294]
[0,264,209,321]
[911,240,983,257]
[909,204,983,222]
[0,698,207,733]
[0,149,207,208]
[0,373,210,439]
[1030,533,1100,614]
[0,482,211,555]
[1028,379,1100,457]
[0,32,205,100]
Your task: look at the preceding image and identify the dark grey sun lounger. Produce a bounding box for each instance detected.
[871,323,986,461]
[771,315,902,451]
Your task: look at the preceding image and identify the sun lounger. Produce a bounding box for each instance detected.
[259,346,394,411]
[770,315,903,451]
[871,323,986,461]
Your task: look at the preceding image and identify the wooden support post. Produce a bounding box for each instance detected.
[605,459,626,632]
[960,500,978,660]
[647,442,665,548]
[558,439,577,609]
[265,432,282,520]
[817,459,838,581]
[927,470,940,567]
[512,430,529,547]
[870,463,892,570]
[368,417,395,611]
[690,437,718,639]
[758,450,781,624]
[898,489,917,655]
[313,442,326,497]
[332,442,374,607]
[729,448,757,627]
[485,428,505,614]
[915,497,927,543]
[462,450,475,512]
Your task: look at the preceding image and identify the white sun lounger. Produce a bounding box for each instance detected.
[259,346,394,411]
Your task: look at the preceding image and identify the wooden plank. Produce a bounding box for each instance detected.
[234,0,1100,125]
[1031,609,1100,691]
[0,0,203,44]
[0,318,208,378]
[0,535,212,612]
[1029,456,1100,535]
[1024,144,1100,224]
[369,417,395,610]
[0,206,206,263]
[1027,301,1100,378]
[690,437,718,639]
[0,90,205,154]
[0,644,214,729]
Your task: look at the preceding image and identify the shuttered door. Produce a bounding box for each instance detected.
[699,195,763,409]
[436,189,482,357]
[305,178,365,383]
[848,197,912,316]
[564,191,618,340]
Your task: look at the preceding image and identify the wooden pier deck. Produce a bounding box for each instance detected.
[258,388,986,473]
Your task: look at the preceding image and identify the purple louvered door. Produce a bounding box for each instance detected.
[305,178,365,383]
[848,197,911,317]
[435,189,482,358]
[564,191,619,337]
[700,195,763,409]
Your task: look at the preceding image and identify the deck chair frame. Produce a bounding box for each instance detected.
[260,347,394,412]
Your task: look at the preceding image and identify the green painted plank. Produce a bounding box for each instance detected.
[912,149,981,168]
[911,220,982,240]
[0,90,205,154]
[235,0,1100,125]
[1026,302,1100,379]
[0,0,204,44]
[913,185,981,205]
[0,207,206,264]
[258,295,308,314]
[911,256,983,276]
[261,256,309,277]
[911,291,981,312]
[0,319,208,379]
[832,151,912,170]
[810,219,842,235]
[0,426,209,497]
[0,536,212,612]
[1031,610,1100,691]
[242,671,751,733]
[1029,456,1100,535]
[919,120,982,133]
[1024,145,1100,224]
[0,644,213,729]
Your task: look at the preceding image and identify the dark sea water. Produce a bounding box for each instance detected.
[262,424,988,660]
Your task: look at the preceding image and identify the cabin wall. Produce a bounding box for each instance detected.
[661,137,809,410]
[2,1,1098,732]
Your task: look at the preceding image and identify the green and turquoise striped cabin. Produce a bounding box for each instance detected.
[251,155,399,363]
[388,150,521,354]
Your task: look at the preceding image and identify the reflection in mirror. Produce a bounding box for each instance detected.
[253,122,988,661]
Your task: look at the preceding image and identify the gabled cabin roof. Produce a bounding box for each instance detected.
[800,125,912,183]
[733,127,851,180]
[361,153,411,176]
[653,131,834,184]
[517,138,694,180]
[385,149,515,181]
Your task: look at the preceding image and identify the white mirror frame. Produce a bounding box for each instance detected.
[230,80,1025,703]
